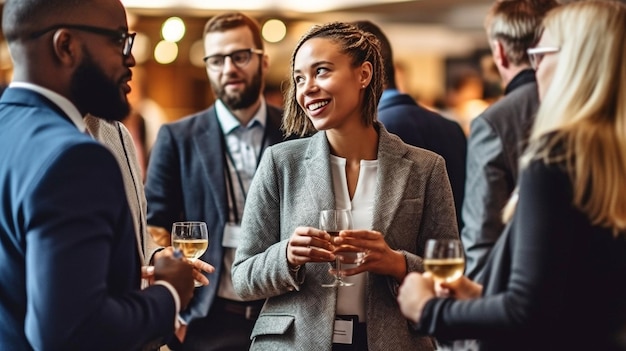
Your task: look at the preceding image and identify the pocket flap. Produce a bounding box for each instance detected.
[250,314,295,338]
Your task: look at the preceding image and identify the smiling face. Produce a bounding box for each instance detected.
[293,37,370,132]
[203,25,266,111]
[534,29,559,100]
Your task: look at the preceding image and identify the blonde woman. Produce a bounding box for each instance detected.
[398,1,626,350]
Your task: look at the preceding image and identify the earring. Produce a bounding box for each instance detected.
[361,84,365,88]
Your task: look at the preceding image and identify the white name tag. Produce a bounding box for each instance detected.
[222,223,242,248]
[332,319,353,344]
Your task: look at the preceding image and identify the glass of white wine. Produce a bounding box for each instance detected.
[171,221,209,287]
[423,239,465,284]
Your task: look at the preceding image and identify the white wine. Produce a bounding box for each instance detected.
[423,258,465,283]
[172,239,208,260]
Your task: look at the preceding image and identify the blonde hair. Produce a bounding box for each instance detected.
[281,22,385,137]
[515,0,626,233]
[484,0,559,65]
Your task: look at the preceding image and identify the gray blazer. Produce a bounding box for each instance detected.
[84,116,156,263]
[232,124,459,351]
[461,82,539,281]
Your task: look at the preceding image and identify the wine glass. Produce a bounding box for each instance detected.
[320,209,353,287]
[423,239,465,283]
[171,221,209,287]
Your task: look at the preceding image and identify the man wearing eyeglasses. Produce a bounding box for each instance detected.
[144,12,291,351]
[462,0,560,283]
[0,0,197,350]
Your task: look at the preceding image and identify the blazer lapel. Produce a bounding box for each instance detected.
[305,132,335,213]
[372,126,413,241]
[193,108,228,224]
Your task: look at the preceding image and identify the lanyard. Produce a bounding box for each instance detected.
[219,123,267,224]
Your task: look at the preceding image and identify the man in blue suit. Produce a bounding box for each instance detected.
[353,21,467,230]
[0,0,195,350]
[144,12,291,351]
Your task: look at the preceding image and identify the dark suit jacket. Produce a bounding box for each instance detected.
[378,91,467,230]
[0,88,177,351]
[418,158,626,351]
[144,104,285,324]
[462,79,539,280]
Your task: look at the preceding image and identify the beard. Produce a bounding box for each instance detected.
[70,49,130,122]
[211,63,263,110]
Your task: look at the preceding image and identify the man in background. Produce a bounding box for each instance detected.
[462,0,559,281]
[0,0,194,350]
[145,12,290,351]
[353,20,467,230]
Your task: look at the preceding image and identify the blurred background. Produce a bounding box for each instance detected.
[0,0,510,171]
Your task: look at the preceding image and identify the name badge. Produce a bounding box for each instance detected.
[222,223,242,248]
[332,319,354,344]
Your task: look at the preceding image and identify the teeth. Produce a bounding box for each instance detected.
[308,101,328,111]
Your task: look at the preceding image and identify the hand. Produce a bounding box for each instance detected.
[440,275,483,300]
[154,247,215,287]
[397,272,436,324]
[148,225,171,247]
[186,257,215,287]
[287,226,335,266]
[153,249,194,310]
[332,230,407,281]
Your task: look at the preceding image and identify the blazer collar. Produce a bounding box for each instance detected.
[303,123,413,236]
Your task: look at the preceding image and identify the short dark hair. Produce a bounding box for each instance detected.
[351,20,396,89]
[2,0,84,42]
[203,12,264,51]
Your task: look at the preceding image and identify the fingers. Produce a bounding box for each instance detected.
[141,265,155,279]
[191,259,215,274]
[192,270,209,286]
[288,227,336,265]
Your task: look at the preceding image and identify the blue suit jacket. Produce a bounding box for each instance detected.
[378,91,467,229]
[144,104,286,323]
[0,88,177,351]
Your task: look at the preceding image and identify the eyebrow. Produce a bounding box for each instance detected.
[293,60,334,74]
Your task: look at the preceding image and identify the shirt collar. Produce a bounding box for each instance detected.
[504,69,536,95]
[9,81,87,132]
[215,98,267,135]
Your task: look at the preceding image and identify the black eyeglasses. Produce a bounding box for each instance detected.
[527,46,560,70]
[203,48,264,71]
[29,24,136,57]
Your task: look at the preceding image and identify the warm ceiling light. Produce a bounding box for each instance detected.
[154,40,179,64]
[131,32,151,64]
[161,17,186,42]
[262,19,287,43]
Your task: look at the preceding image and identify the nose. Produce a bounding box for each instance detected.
[302,77,319,95]
[124,51,136,68]
[222,56,238,73]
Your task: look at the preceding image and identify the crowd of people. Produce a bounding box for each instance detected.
[1,0,625,350]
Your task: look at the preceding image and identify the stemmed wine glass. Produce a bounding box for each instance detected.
[171,221,209,287]
[320,209,353,287]
[423,239,465,284]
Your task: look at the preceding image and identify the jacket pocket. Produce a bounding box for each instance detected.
[250,313,295,338]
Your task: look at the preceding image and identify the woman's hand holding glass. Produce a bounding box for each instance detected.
[331,229,407,282]
[287,226,336,267]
